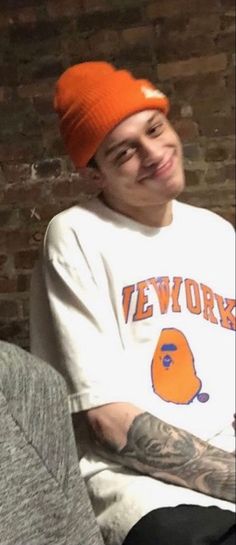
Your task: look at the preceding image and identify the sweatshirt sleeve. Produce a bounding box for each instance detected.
[41,213,132,414]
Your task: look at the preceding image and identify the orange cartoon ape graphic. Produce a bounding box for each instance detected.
[152,328,206,404]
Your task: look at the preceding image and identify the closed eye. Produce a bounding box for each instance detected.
[115,146,136,164]
[147,123,164,137]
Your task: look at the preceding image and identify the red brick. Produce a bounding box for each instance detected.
[21,299,30,318]
[16,7,37,24]
[33,59,64,81]
[0,13,11,28]
[146,0,221,19]
[215,32,235,52]
[64,34,91,61]
[185,170,203,186]
[200,115,235,138]
[124,62,156,81]
[0,87,5,102]
[174,73,226,101]
[220,12,235,31]
[168,102,182,121]
[10,19,63,45]
[82,0,111,11]
[0,86,13,102]
[121,26,154,46]
[204,165,227,185]
[17,79,54,99]
[3,184,42,205]
[17,273,31,292]
[187,15,221,35]
[1,163,31,184]
[225,163,235,180]
[0,300,18,319]
[0,320,27,344]
[192,97,233,120]
[205,144,229,162]
[0,255,7,268]
[6,231,30,252]
[51,179,72,198]
[156,34,216,63]
[158,54,228,80]
[42,127,65,156]
[88,30,120,56]
[77,6,143,31]
[221,0,235,9]
[46,0,83,18]
[14,249,38,270]
[0,62,18,86]
[0,166,5,186]
[0,276,17,293]
[33,96,54,115]
[173,119,199,141]
[225,70,235,92]
[52,175,97,199]
[0,233,7,253]
[205,139,235,162]
[0,209,19,228]
[183,143,203,161]
[36,204,64,221]
[181,187,234,207]
[117,45,153,64]
[0,141,42,162]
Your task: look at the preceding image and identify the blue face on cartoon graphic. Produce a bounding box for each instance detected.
[161,343,177,369]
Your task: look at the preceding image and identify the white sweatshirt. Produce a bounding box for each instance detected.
[30,198,235,544]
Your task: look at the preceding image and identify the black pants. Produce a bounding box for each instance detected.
[122,505,236,545]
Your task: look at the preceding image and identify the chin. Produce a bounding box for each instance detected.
[167,175,185,198]
[156,178,185,203]
[170,184,185,200]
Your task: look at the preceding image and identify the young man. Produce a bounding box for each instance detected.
[30,61,235,545]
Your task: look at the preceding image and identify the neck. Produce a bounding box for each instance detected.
[100,194,173,227]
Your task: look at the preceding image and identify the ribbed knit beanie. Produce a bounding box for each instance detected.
[54,61,169,168]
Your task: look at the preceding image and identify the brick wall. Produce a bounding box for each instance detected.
[0,0,235,348]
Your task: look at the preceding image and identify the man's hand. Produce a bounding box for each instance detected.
[83,402,235,504]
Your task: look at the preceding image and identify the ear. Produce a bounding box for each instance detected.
[77,167,107,189]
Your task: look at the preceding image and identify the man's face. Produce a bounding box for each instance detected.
[95,109,185,210]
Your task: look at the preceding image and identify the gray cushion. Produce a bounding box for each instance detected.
[0,341,104,545]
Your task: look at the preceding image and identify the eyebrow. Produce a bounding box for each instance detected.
[105,112,162,157]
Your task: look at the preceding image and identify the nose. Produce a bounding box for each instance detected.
[140,138,163,167]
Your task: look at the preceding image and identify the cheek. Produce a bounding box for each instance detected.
[172,131,183,158]
[175,143,183,165]
[118,157,140,178]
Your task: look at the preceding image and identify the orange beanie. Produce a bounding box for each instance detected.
[54,61,170,168]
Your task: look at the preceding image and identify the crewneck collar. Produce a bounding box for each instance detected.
[93,196,179,236]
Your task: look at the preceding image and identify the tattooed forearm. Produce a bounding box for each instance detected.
[91,411,235,504]
[119,413,235,503]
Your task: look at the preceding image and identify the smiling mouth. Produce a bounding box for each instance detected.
[155,155,174,177]
[140,153,175,182]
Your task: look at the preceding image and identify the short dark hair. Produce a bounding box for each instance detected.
[88,156,97,168]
